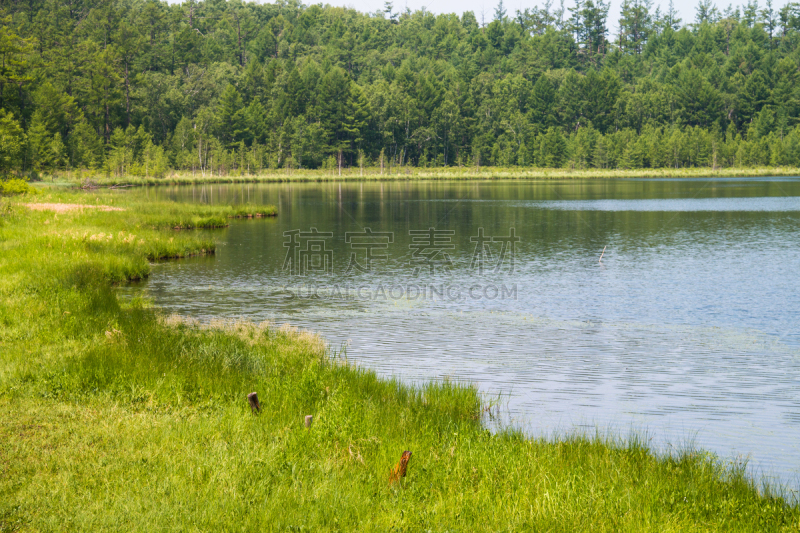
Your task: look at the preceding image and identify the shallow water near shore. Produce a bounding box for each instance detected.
[122,177,800,491]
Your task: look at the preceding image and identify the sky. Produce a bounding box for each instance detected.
[325,0,793,37]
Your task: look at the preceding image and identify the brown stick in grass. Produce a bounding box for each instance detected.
[389,451,412,485]
[247,392,261,413]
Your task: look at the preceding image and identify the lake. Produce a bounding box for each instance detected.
[125,177,800,490]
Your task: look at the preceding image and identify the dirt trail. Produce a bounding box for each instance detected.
[23,203,125,213]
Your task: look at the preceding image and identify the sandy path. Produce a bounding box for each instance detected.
[23,203,125,213]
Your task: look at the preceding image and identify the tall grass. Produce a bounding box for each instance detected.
[0,190,798,531]
[47,165,800,187]
[22,189,276,229]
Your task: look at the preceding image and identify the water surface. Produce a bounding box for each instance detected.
[125,178,800,490]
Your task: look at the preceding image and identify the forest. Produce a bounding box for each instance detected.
[2,0,800,175]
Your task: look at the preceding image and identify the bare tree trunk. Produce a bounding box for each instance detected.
[247,392,261,413]
[105,99,110,143]
[238,22,242,65]
[125,60,130,126]
[198,134,204,175]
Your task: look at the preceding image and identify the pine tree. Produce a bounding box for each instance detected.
[530,75,556,127]
[0,110,25,175]
[760,0,777,43]
[384,1,397,22]
[115,21,144,127]
[0,17,35,114]
[217,85,248,149]
[618,0,653,54]
[319,67,354,164]
[571,0,610,60]
[86,45,123,143]
[494,0,507,22]
[742,0,758,27]
[695,0,719,25]
[739,70,770,126]
[538,127,567,167]
[27,111,52,172]
[664,0,682,30]
[69,121,104,170]
[49,133,67,172]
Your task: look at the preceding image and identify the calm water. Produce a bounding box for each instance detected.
[125,178,800,490]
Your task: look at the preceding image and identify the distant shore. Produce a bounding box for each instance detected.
[36,166,800,188]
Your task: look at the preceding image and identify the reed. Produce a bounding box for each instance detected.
[45,165,800,187]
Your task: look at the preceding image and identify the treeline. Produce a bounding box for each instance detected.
[2,0,800,176]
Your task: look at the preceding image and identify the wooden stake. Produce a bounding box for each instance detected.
[389,451,412,485]
[247,392,261,414]
[599,245,607,263]
[305,415,313,428]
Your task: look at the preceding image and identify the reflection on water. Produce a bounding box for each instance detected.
[122,178,800,489]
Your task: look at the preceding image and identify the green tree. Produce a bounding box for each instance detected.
[27,111,53,171]
[319,67,368,169]
[0,110,25,174]
[0,17,35,114]
[570,0,610,62]
[217,84,248,148]
[69,121,104,169]
[530,75,557,128]
[739,70,771,126]
[86,45,123,143]
[48,133,67,173]
[695,0,720,24]
[494,0,507,22]
[538,127,567,166]
[584,69,620,133]
[31,82,84,140]
[558,70,587,131]
[618,0,653,54]
[675,68,722,128]
[8,0,800,173]
[115,21,145,127]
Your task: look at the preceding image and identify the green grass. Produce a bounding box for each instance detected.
[229,203,279,218]
[44,165,800,187]
[22,189,276,229]
[0,190,798,531]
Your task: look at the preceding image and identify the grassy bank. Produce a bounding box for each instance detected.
[1,190,798,531]
[44,165,800,186]
[20,189,276,230]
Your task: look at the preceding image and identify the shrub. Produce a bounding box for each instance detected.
[0,178,38,196]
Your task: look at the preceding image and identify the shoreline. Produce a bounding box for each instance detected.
[1,189,798,530]
[33,165,800,188]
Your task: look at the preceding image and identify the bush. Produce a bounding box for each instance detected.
[24,170,42,182]
[0,178,39,196]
